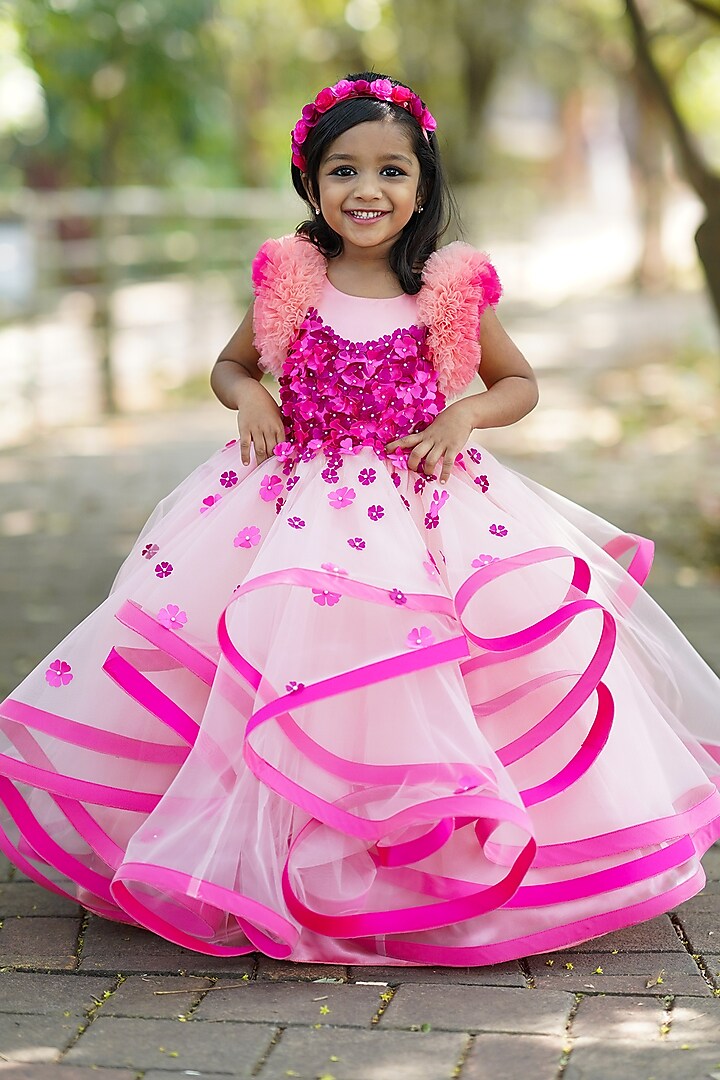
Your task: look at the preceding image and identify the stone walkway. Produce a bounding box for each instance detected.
[1,404,720,1078]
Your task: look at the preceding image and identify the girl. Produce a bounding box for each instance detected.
[1,72,719,967]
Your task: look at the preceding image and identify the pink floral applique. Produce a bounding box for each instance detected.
[275,497,285,515]
[260,475,283,502]
[155,561,173,578]
[474,475,489,493]
[358,468,376,486]
[391,473,401,488]
[414,477,426,495]
[220,470,238,488]
[286,476,300,491]
[328,486,356,509]
[200,494,222,513]
[141,543,159,560]
[274,442,294,462]
[234,526,261,548]
[489,523,508,537]
[424,489,449,530]
[321,562,348,576]
[224,439,238,449]
[407,626,435,648]
[367,504,385,521]
[157,604,188,631]
[472,554,498,568]
[288,516,306,529]
[286,680,305,692]
[347,537,365,549]
[45,660,73,687]
[390,589,407,605]
[467,448,483,464]
[322,468,340,485]
[423,550,440,578]
[313,589,341,607]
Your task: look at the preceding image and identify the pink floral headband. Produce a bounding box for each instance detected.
[291,77,437,172]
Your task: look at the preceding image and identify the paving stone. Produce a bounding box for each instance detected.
[527,948,710,996]
[674,913,720,954]
[0,1069,135,1080]
[0,972,114,1015]
[0,851,14,882]
[194,980,385,1026]
[666,996,720,1047]
[566,915,684,953]
[349,962,526,987]
[565,1042,720,1080]
[701,845,720,880]
[0,915,79,969]
[379,984,574,1036]
[673,891,720,916]
[64,1016,273,1074]
[570,995,665,1041]
[702,954,720,985]
[0,1012,77,1062]
[259,1027,468,1079]
[100,974,213,1018]
[256,956,347,982]
[461,1032,564,1080]
[79,915,252,976]
[0,880,82,918]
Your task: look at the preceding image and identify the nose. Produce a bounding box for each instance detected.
[352,171,383,200]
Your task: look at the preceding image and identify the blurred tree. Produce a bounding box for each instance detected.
[9,0,222,189]
[391,0,533,181]
[625,0,720,328]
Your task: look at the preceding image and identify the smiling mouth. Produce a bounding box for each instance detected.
[344,209,389,221]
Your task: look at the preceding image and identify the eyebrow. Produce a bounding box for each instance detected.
[324,152,414,166]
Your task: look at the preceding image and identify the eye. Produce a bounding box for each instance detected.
[381,166,406,177]
[329,167,356,177]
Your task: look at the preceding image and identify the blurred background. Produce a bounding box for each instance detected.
[0,0,719,692]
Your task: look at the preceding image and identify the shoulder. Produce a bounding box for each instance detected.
[251,234,326,295]
[419,241,502,310]
[250,235,327,375]
[416,242,502,398]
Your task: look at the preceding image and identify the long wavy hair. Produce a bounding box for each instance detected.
[291,72,456,295]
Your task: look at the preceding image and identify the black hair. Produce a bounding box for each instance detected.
[291,71,456,295]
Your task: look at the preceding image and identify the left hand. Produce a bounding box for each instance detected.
[385,400,475,484]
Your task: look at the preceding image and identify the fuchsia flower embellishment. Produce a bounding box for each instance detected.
[288,516,306,529]
[423,550,440,578]
[274,442,294,462]
[468,448,483,464]
[141,543,159,559]
[328,486,356,509]
[220,470,238,488]
[472,554,498,569]
[157,604,188,631]
[390,589,407,605]
[286,476,300,491]
[322,468,340,485]
[489,523,508,537]
[347,537,365,550]
[474,475,489,493]
[286,680,305,693]
[155,561,173,578]
[407,626,435,648]
[234,526,261,548]
[45,660,73,687]
[367,504,385,521]
[321,562,348,576]
[260,475,283,502]
[358,468,376,486]
[313,589,341,607]
[200,494,222,513]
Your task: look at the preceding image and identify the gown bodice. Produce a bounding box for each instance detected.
[276,281,447,468]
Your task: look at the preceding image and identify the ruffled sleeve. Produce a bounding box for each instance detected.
[250,235,327,376]
[415,241,502,398]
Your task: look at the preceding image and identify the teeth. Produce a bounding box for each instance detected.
[348,210,385,219]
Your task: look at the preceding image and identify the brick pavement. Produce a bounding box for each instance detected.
[1,407,720,1077]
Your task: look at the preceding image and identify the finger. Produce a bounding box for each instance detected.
[386,433,424,453]
[407,440,434,473]
[439,452,454,485]
[254,433,269,464]
[423,448,446,480]
[239,430,252,467]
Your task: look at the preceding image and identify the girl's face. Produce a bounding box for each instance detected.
[311,119,422,259]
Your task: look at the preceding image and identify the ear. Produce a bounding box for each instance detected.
[301,173,318,212]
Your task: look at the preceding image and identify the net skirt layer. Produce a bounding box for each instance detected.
[1,439,719,965]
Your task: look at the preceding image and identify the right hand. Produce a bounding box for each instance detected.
[236,381,286,467]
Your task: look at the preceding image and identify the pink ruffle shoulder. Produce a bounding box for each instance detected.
[250,235,502,397]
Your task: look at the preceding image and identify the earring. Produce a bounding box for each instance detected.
[417,206,424,214]
[313,207,320,216]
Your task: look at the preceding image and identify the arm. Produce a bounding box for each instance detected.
[385,306,538,484]
[211,300,286,467]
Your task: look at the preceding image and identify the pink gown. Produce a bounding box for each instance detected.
[1,252,720,967]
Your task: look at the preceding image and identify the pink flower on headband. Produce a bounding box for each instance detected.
[291,77,436,172]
